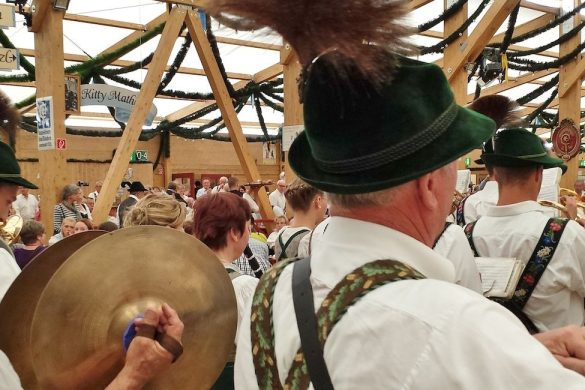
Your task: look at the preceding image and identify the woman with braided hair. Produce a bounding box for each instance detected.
[123,194,186,230]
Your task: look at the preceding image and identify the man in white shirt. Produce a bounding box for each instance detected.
[268,180,286,217]
[196,179,212,199]
[467,128,585,332]
[199,3,585,387]
[211,176,228,194]
[11,187,39,221]
[87,180,102,201]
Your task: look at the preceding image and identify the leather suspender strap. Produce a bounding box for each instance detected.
[463,221,480,257]
[292,257,334,390]
[432,222,452,249]
[277,229,310,261]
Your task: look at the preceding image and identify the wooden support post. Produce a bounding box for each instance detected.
[444,0,520,82]
[92,8,186,223]
[29,0,50,33]
[281,44,303,185]
[34,6,67,237]
[444,0,468,170]
[559,0,582,189]
[185,10,275,221]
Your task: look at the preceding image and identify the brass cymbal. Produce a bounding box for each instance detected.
[0,231,106,389]
[30,226,237,389]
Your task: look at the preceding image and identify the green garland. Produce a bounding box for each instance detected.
[0,29,35,75]
[419,0,490,55]
[516,74,559,106]
[525,89,558,126]
[417,0,467,33]
[18,158,152,164]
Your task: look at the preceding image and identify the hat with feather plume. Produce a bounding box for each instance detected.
[202,0,496,194]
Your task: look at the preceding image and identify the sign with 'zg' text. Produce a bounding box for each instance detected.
[0,48,19,71]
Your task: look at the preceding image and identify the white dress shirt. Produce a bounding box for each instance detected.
[433,224,482,293]
[235,216,585,389]
[463,180,498,224]
[469,201,585,331]
[225,264,259,343]
[269,190,286,216]
[0,351,22,389]
[11,194,39,220]
[0,248,19,302]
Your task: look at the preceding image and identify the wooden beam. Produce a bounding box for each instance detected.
[490,14,554,45]
[34,7,67,252]
[97,12,168,58]
[16,47,252,81]
[92,8,187,224]
[64,11,282,51]
[282,51,302,187]
[253,63,283,83]
[444,0,521,81]
[185,10,275,221]
[559,0,581,189]
[520,0,560,15]
[559,55,585,97]
[158,0,203,6]
[280,44,296,66]
[444,0,468,104]
[466,69,558,103]
[64,13,145,31]
[408,0,434,10]
[29,0,50,33]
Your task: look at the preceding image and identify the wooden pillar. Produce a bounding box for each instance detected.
[34,5,67,236]
[92,8,186,223]
[185,10,274,221]
[559,0,582,189]
[281,45,303,184]
[443,0,468,170]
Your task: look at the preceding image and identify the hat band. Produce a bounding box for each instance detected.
[0,174,21,178]
[516,152,547,158]
[313,102,459,174]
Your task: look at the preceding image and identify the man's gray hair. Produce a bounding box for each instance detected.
[327,187,397,209]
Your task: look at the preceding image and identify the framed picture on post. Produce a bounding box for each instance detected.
[64,74,81,115]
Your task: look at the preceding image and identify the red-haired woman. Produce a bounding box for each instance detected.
[192,192,258,390]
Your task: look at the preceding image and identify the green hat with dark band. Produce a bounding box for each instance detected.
[482,128,565,169]
[288,53,496,194]
[0,141,38,189]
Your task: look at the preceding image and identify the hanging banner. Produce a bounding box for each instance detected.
[0,48,19,71]
[0,4,16,28]
[282,125,304,152]
[80,84,158,126]
[36,97,55,151]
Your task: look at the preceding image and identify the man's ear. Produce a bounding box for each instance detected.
[416,171,440,211]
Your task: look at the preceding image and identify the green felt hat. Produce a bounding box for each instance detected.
[475,139,494,165]
[0,141,38,189]
[288,53,496,194]
[482,128,565,169]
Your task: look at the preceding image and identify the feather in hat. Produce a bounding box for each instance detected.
[200,0,413,80]
[468,95,523,129]
[0,90,18,149]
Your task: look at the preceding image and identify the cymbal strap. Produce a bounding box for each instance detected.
[155,333,184,363]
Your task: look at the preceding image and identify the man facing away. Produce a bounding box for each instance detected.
[466,128,585,332]
[197,0,585,387]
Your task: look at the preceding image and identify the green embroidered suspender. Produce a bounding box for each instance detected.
[250,258,425,389]
[464,217,569,333]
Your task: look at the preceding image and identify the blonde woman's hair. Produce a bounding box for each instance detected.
[124,194,186,228]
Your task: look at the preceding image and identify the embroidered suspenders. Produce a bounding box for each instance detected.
[250,258,425,389]
[464,218,569,333]
[455,196,469,226]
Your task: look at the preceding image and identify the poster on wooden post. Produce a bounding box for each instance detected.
[65,74,81,115]
[36,96,55,150]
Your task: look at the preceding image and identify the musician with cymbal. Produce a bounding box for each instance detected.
[0,96,184,389]
[465,128,585,333]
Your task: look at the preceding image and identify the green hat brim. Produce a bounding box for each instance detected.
[482,153,565,171]
[289,106,495,194]
[0,176,39,189]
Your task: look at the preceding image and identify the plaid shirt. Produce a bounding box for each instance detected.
[233,237,271,277]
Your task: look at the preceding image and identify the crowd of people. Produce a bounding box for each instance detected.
[5,0,585,388]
